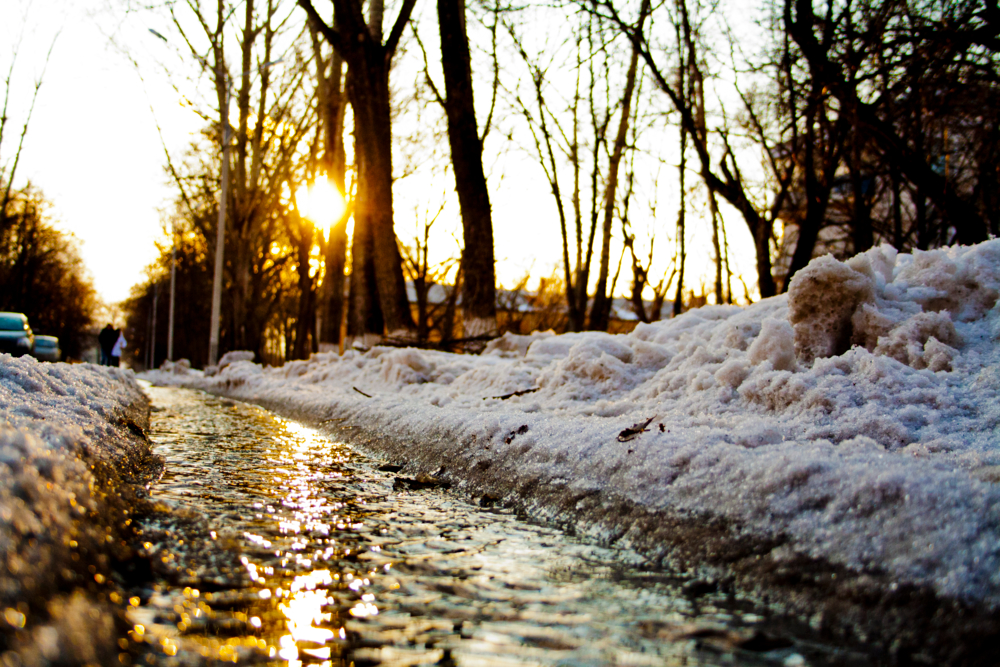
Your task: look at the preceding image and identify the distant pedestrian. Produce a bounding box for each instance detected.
[111,330,127,367]
[98,324,117,366]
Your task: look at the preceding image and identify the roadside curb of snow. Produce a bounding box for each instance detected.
[201,381,1000,665]
[0,357,161,667]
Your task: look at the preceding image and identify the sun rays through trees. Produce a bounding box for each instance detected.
[107,0,998,368]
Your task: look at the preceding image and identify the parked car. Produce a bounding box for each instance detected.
[0,312,34,357]
[32,335,61,362]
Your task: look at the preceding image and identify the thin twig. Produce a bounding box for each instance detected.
[487,388,539,400]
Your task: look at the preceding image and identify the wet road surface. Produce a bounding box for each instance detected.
[124,386,875,666]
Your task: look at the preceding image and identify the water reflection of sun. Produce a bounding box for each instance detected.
[278,570,337,664]
[264,419,368,666]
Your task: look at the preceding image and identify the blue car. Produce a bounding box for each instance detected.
[0,312,34,357]
[32,335,61,362]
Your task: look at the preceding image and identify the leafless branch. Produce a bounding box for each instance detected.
[411,25,445,108]
[2,32,58,218]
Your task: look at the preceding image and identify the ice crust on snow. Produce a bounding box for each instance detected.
[143,241,1000,606]
[1,358,150,467]
[203,350,255,377]
[0,357,154,664]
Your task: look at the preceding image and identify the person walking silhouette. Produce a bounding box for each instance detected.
[98,324,117,366]
[110,330,127,367]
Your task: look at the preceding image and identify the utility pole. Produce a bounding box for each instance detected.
[168,223,176,361]
[206,60,280,366]
[150,282,159,369]
[208,82,230,368]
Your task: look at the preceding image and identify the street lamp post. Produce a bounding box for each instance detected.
[150,282,159,368]
[167,222,176,361]
[207,83,230,368]
[205,61,281,367]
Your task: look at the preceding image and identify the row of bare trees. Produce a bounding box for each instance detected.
[125,0,499,366]
[123,0,998,367]
[299,0,499,345]
[590,0,998,298]
[0,185,98,360]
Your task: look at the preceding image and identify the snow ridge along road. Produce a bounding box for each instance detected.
[144,240,1000,663]
[0,358,159,665]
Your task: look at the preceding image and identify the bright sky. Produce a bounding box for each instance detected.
[2,0,202,303]
[3,0,758,307]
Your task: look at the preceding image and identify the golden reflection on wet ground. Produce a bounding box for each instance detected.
[125,387,872,667]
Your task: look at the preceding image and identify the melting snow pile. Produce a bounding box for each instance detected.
[0,358,155,665]
[146,241,1000,608]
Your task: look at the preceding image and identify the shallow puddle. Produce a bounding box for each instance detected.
[125,386,874,666]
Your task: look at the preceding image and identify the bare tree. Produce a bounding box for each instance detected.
[299,0,418,343]
[436,0,498,338]
[785,0,992,246]
[399,199,462,343]
[309,17,351,351]
[507,20,589,331]
[508,10,656,330]
[590,0,789,298]
[1,28,57,223]
[287,187,316,360]
[731,6,847,289]
[624,231,672,323]
[166,0,317,361]
[589,0,650,330]
[623,166,674,322]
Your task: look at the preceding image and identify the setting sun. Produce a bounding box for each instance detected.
[295,180,346,235]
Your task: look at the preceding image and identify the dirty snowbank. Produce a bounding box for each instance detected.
[0,356,158,666]
[146,241,1000,652]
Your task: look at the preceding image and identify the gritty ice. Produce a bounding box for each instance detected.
[0,359,154,664]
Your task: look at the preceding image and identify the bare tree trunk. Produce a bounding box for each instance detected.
[674,120,687,316]
[320,216,348,350]
[891,163,904,249]
[230,0,256,354]
[589,0,647,330]
[722,208,732,303]
[570,41,584,331]
[581,18,607,325]
[785,96,839,286]
[673,19,688,316]
[915,187,929,250]
[353,66,414,336]
[442,263,462,346]
[310,19,350,351]
[346,164,385,348]
[414,276,430,343]
[300,0,418,340]
[849,124,873,254]
[437,0,497,338]
[292,216,316,360]
[692,41,724,305]
[709,189,723,304]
